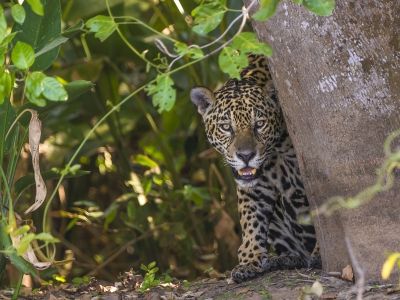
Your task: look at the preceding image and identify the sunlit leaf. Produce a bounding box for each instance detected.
[303,0,335,16]
[145,74,176,113]
[26,0,44,16]
[0,69,12,105]
[231,32,272,56]
[10,225,31,237]
[0,221,38,278]
[86,15,117,42]
[42,76,68,101]
[0,7,7,44]
[218,46,248,79]
[16,233,35,255]
[191,0,226,35]
[135,154,159,169]
[11,4,26,24]
[35,232,59,243]
[253,0,280,21]
[11,41,35,70]
[382,253,400,280]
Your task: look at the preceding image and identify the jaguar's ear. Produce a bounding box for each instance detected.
[190,87,215,116]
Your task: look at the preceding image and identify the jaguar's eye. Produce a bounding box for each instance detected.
[220,123,232,132]
[255,120,266,128]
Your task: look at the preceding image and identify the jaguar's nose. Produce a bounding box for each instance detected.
[237,150,256,164]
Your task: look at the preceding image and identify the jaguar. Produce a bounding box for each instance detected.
[190,54,320,283]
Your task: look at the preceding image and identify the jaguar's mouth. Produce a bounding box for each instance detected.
[232,167,260,181]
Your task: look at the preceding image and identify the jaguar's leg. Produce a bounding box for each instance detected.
[231,185,277,283]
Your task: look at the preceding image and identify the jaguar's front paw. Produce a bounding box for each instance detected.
[231,262,265,283]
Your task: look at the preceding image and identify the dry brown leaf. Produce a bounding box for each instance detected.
[341,264,354,281]
[321,292,338,299]
[25,110,47,214]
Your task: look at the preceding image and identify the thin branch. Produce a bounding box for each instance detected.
[345,235,365,300]
[168,0,258,70]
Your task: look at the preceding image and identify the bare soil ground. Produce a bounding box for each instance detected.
[3,269,400,300]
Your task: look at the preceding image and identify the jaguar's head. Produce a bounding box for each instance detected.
[191,78,282,188]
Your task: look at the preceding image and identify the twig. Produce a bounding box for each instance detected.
[167,0,258,70]
[345,235,365,300]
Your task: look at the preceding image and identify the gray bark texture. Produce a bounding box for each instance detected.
[244,0,400,282]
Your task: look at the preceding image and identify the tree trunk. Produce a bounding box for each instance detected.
[244,0,400,282]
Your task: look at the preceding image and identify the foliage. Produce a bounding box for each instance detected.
[0,0,338,294]
[382,253,400,281]
[138,261,165,292]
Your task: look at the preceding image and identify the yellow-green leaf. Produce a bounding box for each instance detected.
[382,253,400,280]
[26,0,44,16]
[0,69,12,105]
[11,4,26,24]
[11,41,35,70]
[0,6,7,43]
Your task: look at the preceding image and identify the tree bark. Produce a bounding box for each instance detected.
[244,0,400,282]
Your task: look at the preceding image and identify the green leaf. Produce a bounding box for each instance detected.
[35,232,59,243]
[145,74,176,113]
[0,221,38,278]
[253,0,280,21]
[42,77,68,101]
[86,15,117,42]
[0,6,7,44]
[64,80,93,100]
[292,0,304,4]
[11,4,26,25]
[191,0,226,35]
[11,41,35,70]
[26,0,44,16]
[14,0,62,71]
[174,42,204,59]
[303,0,335,16]
[218,46,248,79]
[231,32,273,56]
[25,71,46,106]
[135,154,159,169]
[10,225,31,237]
[0,69,12,105]
[16,233,36,256]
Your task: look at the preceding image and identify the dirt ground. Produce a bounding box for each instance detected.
[3,269,400,300]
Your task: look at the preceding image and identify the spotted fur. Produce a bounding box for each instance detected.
[191,55,320,283]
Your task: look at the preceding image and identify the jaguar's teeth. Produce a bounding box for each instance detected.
[238,168,256,176]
